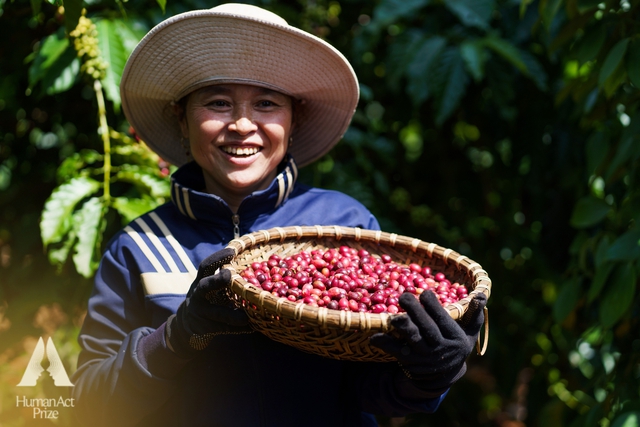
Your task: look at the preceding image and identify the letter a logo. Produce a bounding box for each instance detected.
[17,337,74,387]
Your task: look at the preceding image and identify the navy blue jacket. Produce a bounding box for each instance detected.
[72,158,445,427]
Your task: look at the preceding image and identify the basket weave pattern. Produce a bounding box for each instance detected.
[224,226,491,362]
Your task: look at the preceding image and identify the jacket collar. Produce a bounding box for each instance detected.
[170,155,299,222]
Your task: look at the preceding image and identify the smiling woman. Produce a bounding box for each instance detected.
[71,3,486,427]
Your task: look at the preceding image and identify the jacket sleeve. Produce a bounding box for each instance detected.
[351,362,447,417]
[71,236,188,427]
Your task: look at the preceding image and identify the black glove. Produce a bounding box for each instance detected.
[370,290,487,397]
[165,248,253,358]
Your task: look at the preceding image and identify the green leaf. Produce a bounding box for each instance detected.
[45,57,80,95]
[605,121,640,179]
[598,38,629,87]
[31,0,42,15]
[386,30,425,91]
[406,36,447,105]
[96,19,135,112]
[482,35,527,73]
[586,131,609,174]
[445,0,494,30]
[371,0,430,28]
[115,166,171,198]
[460,40,486,82]
[72,197,106,278]
[602,61,627,98]
[553,278,581,323]
[628,40,640,89]
[541,0,562,31]
[520,49,548,91]
[40,176,102,247]
[433,47,470,126]
[113,197,159,223]
[56,149,102,183]
[63,0,83,35]
[599,262,636,328]
[606,230,640,261]
[594,235,611,268]
[577,0,601,13]
[28,29,70,88]
[96,19,127,110]
[611,412,640,427]
[156,0,166,13]
[47,226,77,268]
[587,261,613,303]
[572,24,607,65]
[569,196,611,228]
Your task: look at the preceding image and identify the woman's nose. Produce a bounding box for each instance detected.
[228,106,257,135]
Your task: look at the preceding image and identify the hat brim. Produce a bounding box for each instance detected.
[120,8,359,167]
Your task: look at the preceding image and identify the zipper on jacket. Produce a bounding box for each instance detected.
[232,214,240,238]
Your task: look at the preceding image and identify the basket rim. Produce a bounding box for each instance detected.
[223,225,491,332]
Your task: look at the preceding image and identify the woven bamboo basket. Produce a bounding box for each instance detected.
[223,225,491,362]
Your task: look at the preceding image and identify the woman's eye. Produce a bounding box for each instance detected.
[257,100,275,107]
[206,100,229,107]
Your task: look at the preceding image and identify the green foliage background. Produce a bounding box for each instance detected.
[1,0,639,426]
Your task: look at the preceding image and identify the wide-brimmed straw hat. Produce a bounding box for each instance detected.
[120,3,359,168]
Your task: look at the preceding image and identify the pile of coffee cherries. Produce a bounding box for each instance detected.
[240,246,468,314]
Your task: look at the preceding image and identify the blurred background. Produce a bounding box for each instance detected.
[0,0,638,425]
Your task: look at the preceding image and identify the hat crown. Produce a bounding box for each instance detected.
[211,3,288,26]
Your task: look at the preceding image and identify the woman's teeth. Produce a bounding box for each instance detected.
[221,146,260,156]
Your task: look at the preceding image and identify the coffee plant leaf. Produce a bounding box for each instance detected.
[445,0,494,31]
[571,22,607,65]
[611,411,640,427]
[28,29,71,89]
[519,49,548,90]
[434,46,470,125]
[96,19,127,110]
[540,0,562,31]
[47,223,77,268]
[371,0,430,30]
[627,40,640,89]
[406,35,447,105]
[481,34,527,73]
[594,234,611,268]
[606,112,640,178]
[72,197,106,278]
[155,0,166,13]
[56,149,102,184]
[553,277,581,323]
[599,262,636,328]
[577,0,601,13]
[62,0,83,35]
[569,196,611,228]
[585,131,609,174]
[598,38,629,87]
[606,230,640,261]
[460,40,486,82]
[587,261,613,304]
[44,54,80,95]
[40,176,102,247]
[114,165,171,198]
[113,197,160,224]
[386,29,424,91]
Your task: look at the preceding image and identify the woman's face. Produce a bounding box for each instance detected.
[177,84,293,201]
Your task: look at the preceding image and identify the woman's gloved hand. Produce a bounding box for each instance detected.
[370,290,487,397]
[165,248,253,358]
